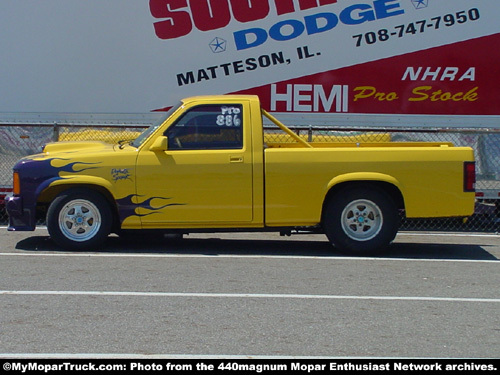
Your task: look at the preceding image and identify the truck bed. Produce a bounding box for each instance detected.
[266,141,455,149]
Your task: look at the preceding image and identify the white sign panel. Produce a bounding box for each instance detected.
[0,0,499,114]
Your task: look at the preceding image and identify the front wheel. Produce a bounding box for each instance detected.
[47,189,112,250]
[323,187,399,256]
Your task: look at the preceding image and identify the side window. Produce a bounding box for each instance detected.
[165,104,243,150]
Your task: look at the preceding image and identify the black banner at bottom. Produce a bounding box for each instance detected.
[1,359,499,374]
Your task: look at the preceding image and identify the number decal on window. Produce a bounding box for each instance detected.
[217,106,241,127]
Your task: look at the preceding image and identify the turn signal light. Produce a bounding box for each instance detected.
[13,171,20,195]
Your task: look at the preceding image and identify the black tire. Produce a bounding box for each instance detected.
[47,189,112,250]
[323,187,399,256]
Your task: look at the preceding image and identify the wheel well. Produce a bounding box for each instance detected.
[38,184,120,230]
[322,181,405,221]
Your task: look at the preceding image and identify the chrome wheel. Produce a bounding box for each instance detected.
[58,199,102,242]
[324,187,399,256]
[340,199,383,241]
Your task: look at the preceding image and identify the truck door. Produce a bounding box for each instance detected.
[135,102,253,226]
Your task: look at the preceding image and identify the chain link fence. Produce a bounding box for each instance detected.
[1,121,499,232]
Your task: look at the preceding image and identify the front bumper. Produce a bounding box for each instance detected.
[6,196,36,231]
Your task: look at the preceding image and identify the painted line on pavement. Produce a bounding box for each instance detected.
[1,290,499,303]
[0,251,497,263]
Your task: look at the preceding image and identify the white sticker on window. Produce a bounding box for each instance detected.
[217,106,241,127]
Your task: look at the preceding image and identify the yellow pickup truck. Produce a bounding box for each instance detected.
[6,95,476,255]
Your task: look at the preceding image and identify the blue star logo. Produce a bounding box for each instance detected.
[411,0,429,9]
[209,37,227,53]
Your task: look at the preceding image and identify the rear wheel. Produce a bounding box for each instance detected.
[323,187,399,256]
[47,189,112,250]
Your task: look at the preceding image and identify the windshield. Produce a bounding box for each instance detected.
[130,102,182,148]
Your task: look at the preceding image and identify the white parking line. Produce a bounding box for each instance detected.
[2,226,500,238]
[1,290,499,303]
[0,353,412,359]
[398,231,500,238]
[0,251,497,263]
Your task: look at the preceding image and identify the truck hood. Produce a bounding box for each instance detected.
[43,141,113,154]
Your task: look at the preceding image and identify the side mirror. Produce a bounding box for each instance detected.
[149,136,168,151]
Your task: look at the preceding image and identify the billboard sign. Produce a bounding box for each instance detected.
[1,0,499,116]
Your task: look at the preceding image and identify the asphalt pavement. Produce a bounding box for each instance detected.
[1,228,499,358]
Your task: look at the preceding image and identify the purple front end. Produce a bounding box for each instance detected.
[6,195,36,231]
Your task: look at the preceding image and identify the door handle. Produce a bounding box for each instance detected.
[230,155,244,163]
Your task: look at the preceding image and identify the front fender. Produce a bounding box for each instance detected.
[37,175,115,202]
